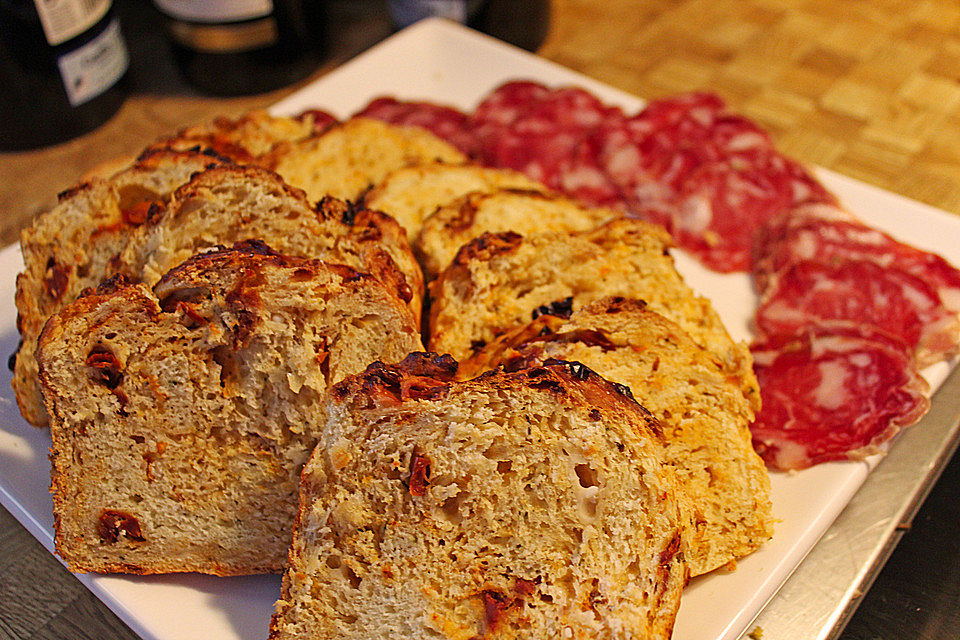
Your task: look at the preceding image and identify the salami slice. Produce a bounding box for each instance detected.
[752,204,960,313]
[354,97,479,156]
[579,94,833,271]
[470,81,626,205]
[755,258,960,367]
[750,322,930,470]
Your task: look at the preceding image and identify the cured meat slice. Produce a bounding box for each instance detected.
[470,81,626,206]
[752,204,960,312]
[596,93,835,272]
[750,322,930,470]
[354,97,479,156]
[755,258,960,367]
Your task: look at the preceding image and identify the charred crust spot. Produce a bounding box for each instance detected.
[532,296,574,320]
[97,273,136,296]
[408,451,431,497]
[589,408,602,421]
[86,347,123,389]
[97,509,145,543]
[8,340,21,372]
[398,352,458,381]
[613,382,635,400]
[470,339,488,353]
[566,361,590,380]
[58,182,90,202]
[454,231,523,266]
[43,258,70,301]
[526,369,566,394]
[232,238,278,256]
[341,200,360,226]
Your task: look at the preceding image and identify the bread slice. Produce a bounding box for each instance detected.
[150,109,335,162]
[415,188,622,279]
[38,242,423,575]
[13,147,229,427]
[121,164,425,324]
[461,297,773,575]
[84,110,333,182]
[362,161,545,242]
[264,117,467,203]
[428,219,759,407]
[270,354,687,639]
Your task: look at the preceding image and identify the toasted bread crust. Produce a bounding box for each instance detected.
[39,244,423,575]
[14,148,230,426]
[363,161,545,241]
[272,354,687,639]
[415,189,622,278]
[462,297,773,575]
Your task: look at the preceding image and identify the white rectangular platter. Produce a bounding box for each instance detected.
[2,17,960,640]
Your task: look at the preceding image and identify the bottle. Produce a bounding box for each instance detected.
[0,0,129,151]
[152,0,324,96]
[387,0,551,52]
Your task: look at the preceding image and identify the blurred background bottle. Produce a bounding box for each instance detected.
[151,0,325,96]
[388,0,550,51]
[0,0,130,151]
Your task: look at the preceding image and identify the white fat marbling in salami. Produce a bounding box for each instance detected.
[603,93,837,272]
[749,322,930,470]
[468,81,627,206]
[752,204,960,312]
[755,258,960,368]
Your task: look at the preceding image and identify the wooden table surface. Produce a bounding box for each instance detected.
[2,1,959,639]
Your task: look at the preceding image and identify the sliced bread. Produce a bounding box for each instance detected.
[362,161,545,241]
[427,219,759,407]
[13,147,229,426]
[270,354,687,639]
[461,297,773,575]
[264,117,467,203]
[38,242,423,575]
[121,164,425,324]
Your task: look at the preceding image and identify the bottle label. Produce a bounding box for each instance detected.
[152,0,274,24]
[388,0,484,28]
[34,0,112,46]
[57,17,128,106]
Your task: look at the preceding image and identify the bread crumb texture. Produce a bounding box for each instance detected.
[271,355,687,640]
[38,244,422,575]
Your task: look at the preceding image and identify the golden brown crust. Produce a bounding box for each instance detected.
[460,296,773,576]
[274,353,686,639]
[40,245,423,576]
[14,147,231,427]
